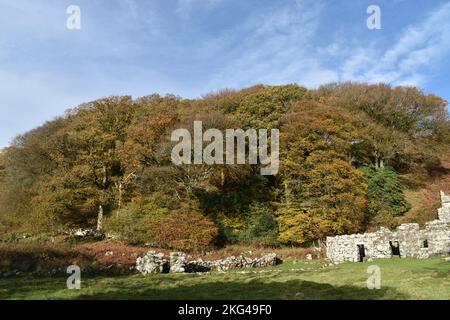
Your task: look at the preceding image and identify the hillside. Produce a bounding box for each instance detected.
[401,157,450,226]
[0,82,449,250]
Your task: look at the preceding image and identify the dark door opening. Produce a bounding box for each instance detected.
[390,241,401,257]
[357,244,365,262]
[422,239,429,248]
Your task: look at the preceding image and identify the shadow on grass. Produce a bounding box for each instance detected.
[74,278,408,300]
[0,246,93,273]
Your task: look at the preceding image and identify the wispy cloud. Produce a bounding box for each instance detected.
[336,2,450,86]
[198,1,450,90]
[0,0,449,148]
[204,0,338,90]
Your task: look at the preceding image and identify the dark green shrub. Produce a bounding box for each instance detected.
[360,166,411,226]
[239,204,279,246]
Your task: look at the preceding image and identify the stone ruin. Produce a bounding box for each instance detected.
[136,251,279,275]
[326,191,450,263]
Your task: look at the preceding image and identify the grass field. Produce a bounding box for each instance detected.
[0,258,448,300]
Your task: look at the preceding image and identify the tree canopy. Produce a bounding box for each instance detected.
[1,82,449,250]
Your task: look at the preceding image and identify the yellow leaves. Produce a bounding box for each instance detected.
[278,112,368,243]
[216,212,248,231]
[236,84,307,129]
[277,206,332,245]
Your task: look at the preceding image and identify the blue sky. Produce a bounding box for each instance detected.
[1,0,450,148]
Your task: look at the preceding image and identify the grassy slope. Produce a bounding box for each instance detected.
[400,154,450,226]
[0,258,448,300]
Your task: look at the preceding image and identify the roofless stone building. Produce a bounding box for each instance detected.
[326,191,450,263]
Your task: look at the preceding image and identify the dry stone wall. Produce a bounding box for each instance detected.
[438,190,450,221]
[136,251,279,275]
[326,191,450,263]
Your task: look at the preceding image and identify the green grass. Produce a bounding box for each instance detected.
[0,258,448,300]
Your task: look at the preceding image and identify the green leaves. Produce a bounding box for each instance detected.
[236,84,307,129]
[360,166,411,225]
[0,83,447,245]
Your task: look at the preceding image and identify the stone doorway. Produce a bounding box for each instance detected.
[390,241,401,257]
[357,244,365,262]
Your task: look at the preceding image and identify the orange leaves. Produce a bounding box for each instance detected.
[277,100,368,243]
[149,204,218,251]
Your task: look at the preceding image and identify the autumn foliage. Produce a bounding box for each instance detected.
[149,204,219,251]
[0,83,449,250]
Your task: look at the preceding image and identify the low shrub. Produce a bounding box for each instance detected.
[238,203,279,246]
[149,204,219,251]
[104,201,167,245]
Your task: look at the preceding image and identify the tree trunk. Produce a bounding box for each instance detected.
[117,182,123,210]
[97,164,108,231]
[374,151,385,169]
[97,204,103,231]
[284,181,291,204]
[375,157,385,169]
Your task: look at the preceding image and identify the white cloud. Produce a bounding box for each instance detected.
[1,0,449,148]
[202,0,336,90]
[197,0,450,92]
[337,2,450,86]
